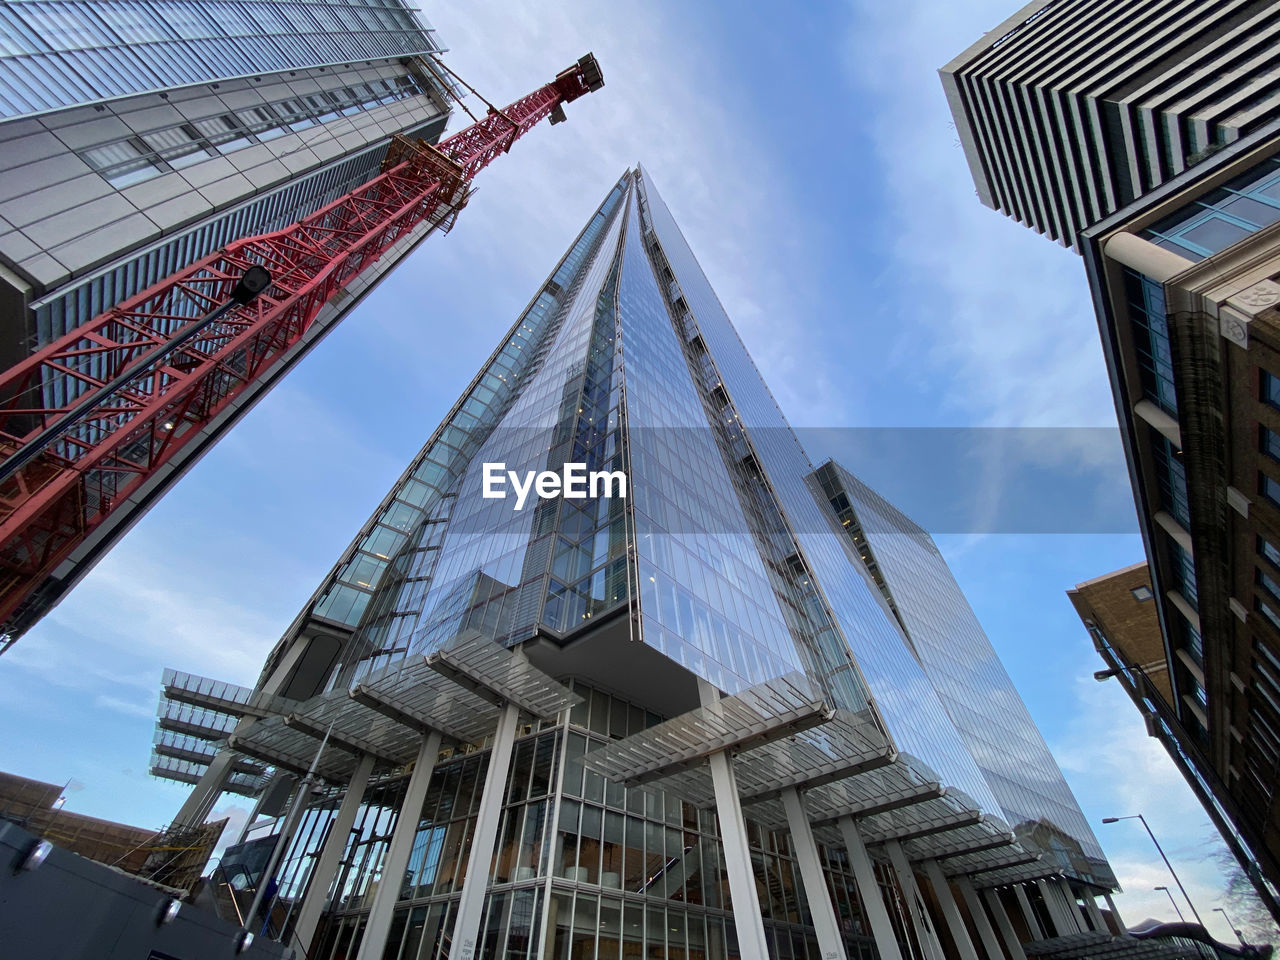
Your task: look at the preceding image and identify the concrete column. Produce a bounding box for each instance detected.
[837,817,903,960]
[172,749,238,828]
[1083,893,1107,934]
[1052,880,1085,934]
[291,753,375,957]
[921,859,979,960]
[1103,231,1193,282]
[1012,884,1044,940]
[696,678,770,960]
[955,876,1004,960]
[1036,879,1073,937]
[1055,880,1085,933]
[1103,892,1126,934]
[709,748,771,960]
[355,731,442,960]
[982,889,1027,960]
[884,840,944,960]
[450,703,520,960]
[781,788,847,960]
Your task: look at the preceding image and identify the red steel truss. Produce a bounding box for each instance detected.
[0,55,603,643]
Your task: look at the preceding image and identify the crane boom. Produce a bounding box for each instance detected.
[0,54,604,646]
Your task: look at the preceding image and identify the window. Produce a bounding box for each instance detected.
[1260,535,1280,570]
[1142,157,1280,261]
[1263,371,1280,412]
[1264,425,1280,463]
[1152,428,1190,525]
[1259,568,1280,606]
[1130,584,1154,602]
[1262,473,1280,509]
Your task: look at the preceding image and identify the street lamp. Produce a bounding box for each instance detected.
[1102,814,1204,926]
[1214,906,1248,946]
[1155,886,1185,921]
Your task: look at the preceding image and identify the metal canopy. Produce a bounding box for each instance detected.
[427,631,580,720]
[1023,932,1198,959]
[582,673,834,785]
[351,654,507,746]
[944,848,1040,878]
[162,668,297,719]
[858,793,982,844]
[284,711,403,766]
[731,707,894,801]
[904,819,1014,862]
[973,858,1063,889]
[155,632,579,793]
[649,705,892,809]
[804,753,945,824]
[157,699,238,741]
[228,716,355,783]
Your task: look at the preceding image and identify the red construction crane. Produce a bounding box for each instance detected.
[0,54,604,649]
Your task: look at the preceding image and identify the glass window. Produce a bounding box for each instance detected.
[1263,371,1280,412]
[1142,157,1280,261]
[1260,535,1280,570]
[1262,473,1280,509]
[1264,425,1280,463]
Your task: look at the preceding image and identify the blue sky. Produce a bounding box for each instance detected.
[0,0,1272,942]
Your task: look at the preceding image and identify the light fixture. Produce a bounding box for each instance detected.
[235,930,254,954]
[17,839,52,872]
[157,898,181,926]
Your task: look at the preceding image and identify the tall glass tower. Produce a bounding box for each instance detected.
[156,169,1117,960]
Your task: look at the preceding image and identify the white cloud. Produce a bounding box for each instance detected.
[1052,670,1275,941]
[404,1,844,424]
[841,0,1118,429]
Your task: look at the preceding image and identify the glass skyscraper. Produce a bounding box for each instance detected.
[0,0,454,633]
[155,169,1118,960]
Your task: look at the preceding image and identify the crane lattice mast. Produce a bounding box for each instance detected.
[0,54,604,648]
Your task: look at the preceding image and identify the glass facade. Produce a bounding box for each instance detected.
[0,0,442,118]
[814,462,1116,888]
[183,168,1115,959]
[257,682,900,960]
[1142,155,1280,262]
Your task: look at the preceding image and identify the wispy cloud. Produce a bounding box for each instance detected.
[840,0,1117,429]
[1052,671,1275,939]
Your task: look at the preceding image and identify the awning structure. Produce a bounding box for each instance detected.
[974,858,1065,889]
[426,630,577,720]
[1022,931,1211,959]
[858,792,983,844]
[581,673,835,785]
[643,705,895,809]
[151,633,580,793]
[944,846,1042,878]
[804,754,945,822]
[580,680,1035,881]
[162,668,298,720]
[904,819,1013,862]
[228,715,358,783]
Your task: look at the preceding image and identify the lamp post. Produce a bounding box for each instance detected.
[1102,814,1204,926]
[1155,886,1185,921]
[1214,906,1247,946]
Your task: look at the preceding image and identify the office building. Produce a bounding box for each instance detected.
[940,0,1280,249]
[944,0,1280,924]
[1070,132,1280,922]
[1067,564,1265,918]
[0,0,454,632]
[150,168,1126,960]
